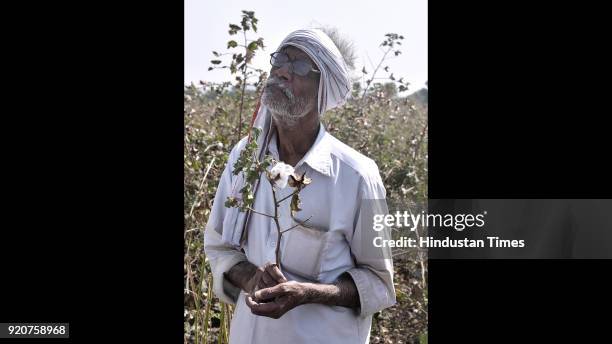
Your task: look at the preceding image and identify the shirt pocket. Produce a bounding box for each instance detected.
[280,224,327,281]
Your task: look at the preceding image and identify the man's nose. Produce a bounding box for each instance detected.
[271,63,292,82]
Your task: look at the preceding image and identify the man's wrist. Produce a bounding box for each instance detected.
[300,282,340,305]
[299,273,360,308]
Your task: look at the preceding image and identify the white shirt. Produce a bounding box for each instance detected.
[204,123,396,344]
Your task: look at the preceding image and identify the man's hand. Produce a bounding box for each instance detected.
[245,281,310,319]
[244,273,360,319]
[245,262,288,294]
[225,261,287,294]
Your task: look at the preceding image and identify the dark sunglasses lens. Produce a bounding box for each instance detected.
[271,53,288,67]
[292,60,310,76]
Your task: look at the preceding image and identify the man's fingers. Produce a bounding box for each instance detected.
[246,268,264,293]
[254,284,285,301]
[249,299,281,317]
[245,293,259,309]
[266,264,287,283]
[260,272,276,288]
[251,262,287,294]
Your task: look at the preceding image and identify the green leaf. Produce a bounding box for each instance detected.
[241,17,249,31]
[210,60,222,65]
[247,41,259,51]
[227,40,238,49]
[224,196,238,208]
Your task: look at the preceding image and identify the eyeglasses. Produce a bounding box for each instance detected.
[269,52,321,77]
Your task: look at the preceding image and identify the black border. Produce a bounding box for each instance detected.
[2,1,185,341]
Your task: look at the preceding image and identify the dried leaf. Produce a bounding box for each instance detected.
[290,193,301,216]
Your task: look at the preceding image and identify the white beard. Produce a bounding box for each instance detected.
[261,81,316,127]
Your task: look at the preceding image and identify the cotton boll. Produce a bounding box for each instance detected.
[269,162,294,189]
[274,177,288,189]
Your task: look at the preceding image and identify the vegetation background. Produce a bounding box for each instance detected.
[184,11,428,344]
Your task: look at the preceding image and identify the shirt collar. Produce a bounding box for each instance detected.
[266,122,332,177]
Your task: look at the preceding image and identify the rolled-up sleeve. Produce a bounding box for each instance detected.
[203,139,249,304]
[345,169,396,317]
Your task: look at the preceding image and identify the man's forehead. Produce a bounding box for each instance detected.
[280,46,311,60]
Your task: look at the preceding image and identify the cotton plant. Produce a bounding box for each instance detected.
[224,127,312,267]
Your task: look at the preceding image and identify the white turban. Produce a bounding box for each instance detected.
[278,28,352,115]
[221,28,351,247]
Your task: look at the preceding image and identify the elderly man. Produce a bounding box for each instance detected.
[204,28,396,343]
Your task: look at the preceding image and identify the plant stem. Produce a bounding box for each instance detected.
[359,46,393,110]
[270,185,282,267]
[218,301,225,344]
[245,207,274,219]
[275,189,300,205]
[281,215,312,234]
[412,121,428,165]
[202,276,213,340]
[188,156,217,219]
[236,30,248,141]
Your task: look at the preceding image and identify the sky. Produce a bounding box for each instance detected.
[185,0,427,93]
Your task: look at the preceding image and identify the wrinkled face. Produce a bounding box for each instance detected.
[261,46,320,126]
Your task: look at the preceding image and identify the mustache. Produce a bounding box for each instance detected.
[265,77,294,100]
[265,77,286,88]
